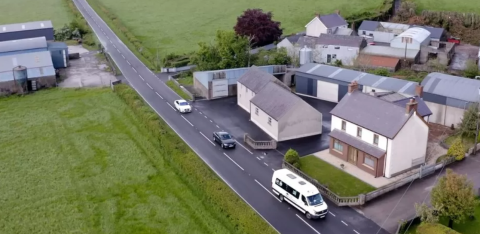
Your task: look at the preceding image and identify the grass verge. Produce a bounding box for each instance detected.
[299,155,375,196]
[0,88,275,234]
[166,80,192,100]
[444,135,476,150]
[177,76,193,86]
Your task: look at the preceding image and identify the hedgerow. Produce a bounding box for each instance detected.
[114,84,276,234]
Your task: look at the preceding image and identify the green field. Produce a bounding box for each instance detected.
[413,0,480,13]
[0,88,269,234]
[299,156,375,196]
[0,0,71,28]
[92,0,385,54]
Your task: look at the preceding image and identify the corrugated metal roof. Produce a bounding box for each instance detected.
[0,21,53,34]
[393,96,432,117]
[318,13,348,28]
[421,72,480,103]
[358,20,380,31]
[380,22,410,31]
[0,37,47,54]
[250,82,301,120]
[362,45,419,59]
[0,51,53,72]
[330,91,412,139]
[297,34,366,48]
[396,27,431,44]
[297,63,418,95]
[329,129,386,158]
[194,65,286,87]
[47,41,68,50]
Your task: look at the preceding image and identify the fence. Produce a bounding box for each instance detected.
[282,155,457,206]
[161,65,196,73]
[168,75,195,101]
[243,133,277,150]
[99,45,119,76]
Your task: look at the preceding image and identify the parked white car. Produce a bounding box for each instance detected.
[174,99,191,113]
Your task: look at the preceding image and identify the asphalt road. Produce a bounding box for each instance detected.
[72,1,390,233]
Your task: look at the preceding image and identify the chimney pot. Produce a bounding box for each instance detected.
[406,97,418,114]
[335,10,340,15]
[348,80,359,93]
[315,12,319,17]
[415,85,423,97]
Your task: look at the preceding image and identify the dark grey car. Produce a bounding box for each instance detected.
[213,131,236,149]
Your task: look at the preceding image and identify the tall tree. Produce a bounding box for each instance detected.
[234,9,283,47]
[252,48,291,66]
[458,104,479,138]
[431,169,479,228]
[190,42,221,71]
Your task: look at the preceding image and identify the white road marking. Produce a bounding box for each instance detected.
[113,44,116,48]
[264,162,269,166]
[127,60,131,65]
[166,102,177,111]
[146,83,153,89]
[116,49,120,53]
[223,153,244,171]
[341,221,348,226]
[109,39,112,43]
[328,211,336,217]
[354,230,360,234]
[155,92,163,99]
[210,120,212,122]
[204,116,207,118]
[106,36,109,40]
[181,116,194,126]
[236,141,253,154]
[296,214,321,234]
[256,157,261,160]
[132,67,137,73]
[139,75,144,81]
[254,179,281,202]
[272,168,275,172]
[199,112,202,114]
[216,125,220,128]
[121,54,125,59]
[200,132,215,146]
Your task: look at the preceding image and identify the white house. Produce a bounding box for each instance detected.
[329,81,429,178]
[237,66,323,142]
[421,72,480,127]
[297,34,367,66]
[305,12,348,37]
[390,27,431,50]
[276,33,305,57]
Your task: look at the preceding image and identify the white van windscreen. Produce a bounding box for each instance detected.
[307,194,323,206]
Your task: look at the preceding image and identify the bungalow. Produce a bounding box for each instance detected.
[237,67,323,141]
[329,81,429,178]
[305,12,350,37]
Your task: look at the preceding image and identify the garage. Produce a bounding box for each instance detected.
[317,80,338,103]
[211,79,228,99]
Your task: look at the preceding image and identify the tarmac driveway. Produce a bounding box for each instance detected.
[193,95,336,156]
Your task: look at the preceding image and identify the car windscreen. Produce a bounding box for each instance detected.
[220,134,232,140]
[307,193,323,206]
[179,102,189,106]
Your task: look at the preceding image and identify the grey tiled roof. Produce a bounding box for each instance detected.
[410,25,444,40]
[318,34,366,47]
[393,96,432,117]
[318,13,348,28]
[250,82,300,120]
[286,33,304,44]
[330,91,412,139]
[358,20,380,31]
[237,66,279,93]
[330,129,386,158]
[373,91,407,102]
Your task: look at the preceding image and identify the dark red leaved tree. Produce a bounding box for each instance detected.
[234,9,283,47]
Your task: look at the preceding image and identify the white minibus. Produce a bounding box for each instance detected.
[272,169,328,219]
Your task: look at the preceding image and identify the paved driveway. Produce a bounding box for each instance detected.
[358,156,480,233]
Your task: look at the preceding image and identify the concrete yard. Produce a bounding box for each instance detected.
[450,44,479,71]
[59,45,117,88]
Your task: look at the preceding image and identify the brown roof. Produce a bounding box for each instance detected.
[357,55,400,68]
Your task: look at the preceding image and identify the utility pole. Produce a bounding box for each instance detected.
[247,35,255,67]
[474,87,480,155]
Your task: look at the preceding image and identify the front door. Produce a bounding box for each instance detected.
[348,146,358,164]
[327,54,332,63]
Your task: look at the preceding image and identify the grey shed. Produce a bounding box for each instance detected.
[0,37,47,54]
[0,21,54,42]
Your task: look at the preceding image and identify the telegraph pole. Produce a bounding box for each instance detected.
[474,87,480,155]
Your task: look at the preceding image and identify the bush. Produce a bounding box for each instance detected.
[447,137,465,161]
[373,68,390,76]
[464,59,479,78]
[113,84,276,234]
[284,149,301,168]
[416,222,461,234]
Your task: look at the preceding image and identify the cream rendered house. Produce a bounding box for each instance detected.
[237,67,323,142]
[329,81,429,178]
[305,12,348,37]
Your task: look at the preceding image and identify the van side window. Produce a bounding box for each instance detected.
[291,189,300,199]
[276,179,287,190]
[301,195,307,204]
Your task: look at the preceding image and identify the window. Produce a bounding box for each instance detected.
[362,31,366,35]
[369,33,373,36]
[268,117,272,125]
[275,179,287,190]
[255,108,259,115]
[341,121,346,131]
[357,127,362,137]
[334,46,340,49]
[364,156,375,168]
[373,134,379,145]
[290,188,300,199]
[332,54,337,59]
[301,195,307,205]
[333,139,343,152]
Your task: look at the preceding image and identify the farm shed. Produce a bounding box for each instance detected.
[0,37,48,56]
[390,28,431,50]
[355,55,400,72]
[357,21,410,43]
[193,65,286,100]
[361,45,420,63]
[47,42,69,68]
[0,51,56,92]
[421,72,480,127]
[0,21,54,42]
[295,63,418,103]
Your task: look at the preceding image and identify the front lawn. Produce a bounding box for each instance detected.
[299,155,375,196]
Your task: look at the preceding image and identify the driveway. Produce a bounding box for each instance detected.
[357,156,480,233]
[193,95,336,156]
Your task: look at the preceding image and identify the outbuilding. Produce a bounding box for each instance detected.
[0,21,54,42]
[390,27,431,50]
[47,42,69,68]
[421,72,480,126]
[295,63,419,103]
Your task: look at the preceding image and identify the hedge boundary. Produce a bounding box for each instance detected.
[113,84,276,234]
[62,0,96,47]
[86,0,157,70]
[345,0,395,26]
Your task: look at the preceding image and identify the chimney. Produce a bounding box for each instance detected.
[415,85,423,98]
[315,12,319,17]
[348,81,359,93]
[370,89,376,96]
[335,10,340,15]
[406,98,418,114]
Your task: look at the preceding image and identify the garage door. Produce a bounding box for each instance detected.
[211,79,228,98]
[317,80,338,103]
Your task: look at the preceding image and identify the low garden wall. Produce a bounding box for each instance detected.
[168,74,195,100]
